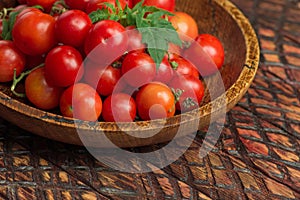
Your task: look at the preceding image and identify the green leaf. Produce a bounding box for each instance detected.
[89,9,111,23]
[1,10,20,40]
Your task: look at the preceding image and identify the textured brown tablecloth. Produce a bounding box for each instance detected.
[0,0,299,199]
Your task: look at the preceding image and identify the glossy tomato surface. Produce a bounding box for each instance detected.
[102,93,136,122]
[12,11,56,56]
[136,82,175,120]
[55,9,92,48]
[121,52,156,87]
[0,40,25,82]
[84,20,128,66]
[45,45,84,87]
[60,83,102,121]
[25,67,64,110]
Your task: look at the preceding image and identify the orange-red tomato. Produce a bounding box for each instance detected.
[60,83,102,121]
[136,82,175,120]
[169,12,199,41]
[25,67,64,110]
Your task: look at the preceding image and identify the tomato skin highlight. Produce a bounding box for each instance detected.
[102,93,136,122]
[60,83,102,121]
[25,67,64,110]
[44,45,84,87]
[12,11,56,56]
[136,82,175,120]
[0,40,26,82]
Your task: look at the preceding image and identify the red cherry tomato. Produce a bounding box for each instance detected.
[121,52,156,87]
[25,67,64,110]
[12,11,56,56]
[60,83,102,121]
[168,75,205,112]
[133,0,175,12]
[183,34,225,76]
[136,82,175,120]
[0,40,26,82]
[84,62,125,97]
[196,34,225,70]
[55,9,92,48]
[102,93,136,122]
[26,0,56,13]
[169,12,199,41]
[64,0,89,11]
[171,57,199,78]
[84,20,128,66]
[45,45,84,87]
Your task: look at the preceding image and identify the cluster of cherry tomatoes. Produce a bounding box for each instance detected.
[0,0,225,122]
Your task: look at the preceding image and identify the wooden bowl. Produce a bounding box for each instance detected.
[0,0,260,148]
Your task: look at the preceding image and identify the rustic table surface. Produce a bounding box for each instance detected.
[0,0,300,199]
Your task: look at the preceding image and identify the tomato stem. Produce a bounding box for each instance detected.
[10,64,44,98]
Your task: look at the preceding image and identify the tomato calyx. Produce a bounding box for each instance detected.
[11,63,44,98]
[171,88,183,103]
[50,0,68,16]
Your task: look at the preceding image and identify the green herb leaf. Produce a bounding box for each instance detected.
[89,9,112,23]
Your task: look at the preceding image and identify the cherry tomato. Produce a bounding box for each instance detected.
[126,26,146,53]
[60,83,102,121]
[195,34,225,70]
[83,62,125,96]
[121,52,156,87]
[153,56,174,84]
[45,45,84,87]
[84,20,128,66]
[171,57,199,78]
[25,67,64,110]
[133,0,175,12]
[168,74,204,112]
[26,0,56,13]
[136,82,175,120]
[169,12,199,41]
[55,9,92,48]
[0,40,26,82]
[64,0,89,11]
[85,0,127,14]
[102,93,136,122]
[12,11,56,56]
[183,34,225,76]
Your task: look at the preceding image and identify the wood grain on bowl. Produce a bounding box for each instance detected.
[0,0,260,148]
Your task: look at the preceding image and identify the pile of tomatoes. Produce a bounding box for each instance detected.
[0,0,225,122]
